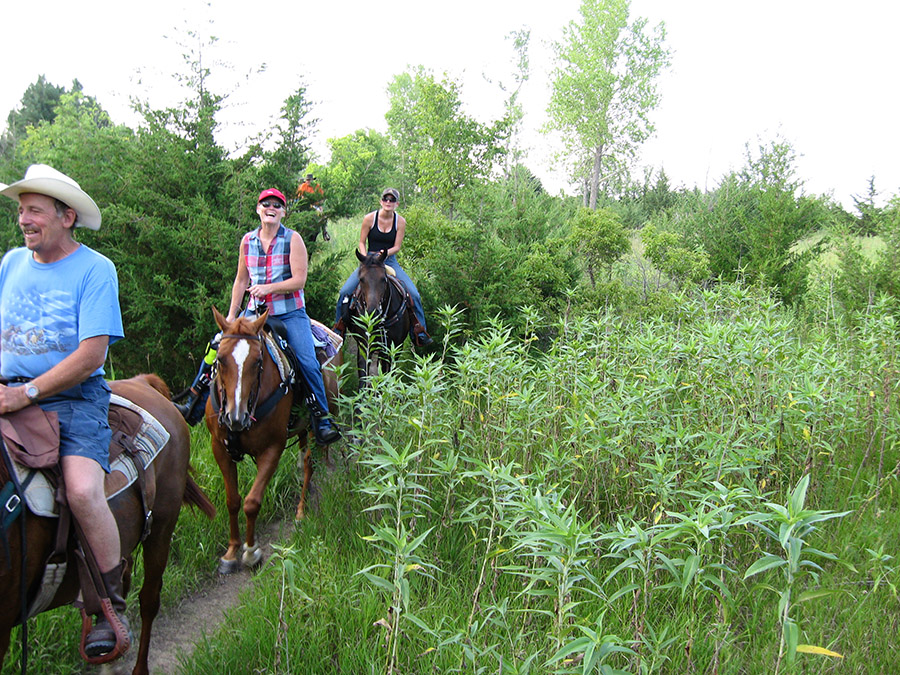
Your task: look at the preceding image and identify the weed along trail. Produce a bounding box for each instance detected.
[118,518,293,675]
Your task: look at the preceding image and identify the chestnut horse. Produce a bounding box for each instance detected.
[205,308,340,574]
[0,374,216,675]
[349,250,412,387]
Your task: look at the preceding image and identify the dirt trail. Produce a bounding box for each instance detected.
[101,450,345,674]
[110,519,293,675]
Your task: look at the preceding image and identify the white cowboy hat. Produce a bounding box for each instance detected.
[0,164,101,230]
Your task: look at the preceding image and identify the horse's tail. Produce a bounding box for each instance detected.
[133,372,172,400]
[184,473,216,519]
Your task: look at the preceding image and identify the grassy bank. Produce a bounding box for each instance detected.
[176,283,899,674]
[8,281,898,674]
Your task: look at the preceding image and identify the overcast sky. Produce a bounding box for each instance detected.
[3,0,897,209]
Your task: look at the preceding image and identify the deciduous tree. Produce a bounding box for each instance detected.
[321,129,398,218]
[386,67,507,215]
[546,0,669,209]
[567,206,630,285]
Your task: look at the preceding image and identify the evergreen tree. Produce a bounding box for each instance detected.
[851,176,883,236]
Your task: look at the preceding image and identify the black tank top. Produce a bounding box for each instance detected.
[367,210,397,252]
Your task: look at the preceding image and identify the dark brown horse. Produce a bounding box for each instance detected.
[0,374,216,675]
[350,250,412,387]
[205,307,341,574]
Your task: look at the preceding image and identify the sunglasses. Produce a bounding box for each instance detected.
[381,196,397,203]
[260,200,284,209]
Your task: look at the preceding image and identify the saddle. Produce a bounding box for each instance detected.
[0,395,170,620]
[261,316,302,385]
[260,317,341,403]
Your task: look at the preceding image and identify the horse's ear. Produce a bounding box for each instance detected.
[376,249,387,264]
[355,249,366,263]
[212,307,229,331]
[250,308,268,333]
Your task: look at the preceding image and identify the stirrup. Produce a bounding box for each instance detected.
[412,326,433,347]
[315,421,341,445]
[80,600,132,664]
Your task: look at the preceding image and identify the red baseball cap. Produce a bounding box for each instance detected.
[258,188,286,205]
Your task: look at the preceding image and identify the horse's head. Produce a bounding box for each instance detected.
[354,249,390,317]
[211,306,268,431]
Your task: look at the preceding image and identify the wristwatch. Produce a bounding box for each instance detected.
[24,382,40,402]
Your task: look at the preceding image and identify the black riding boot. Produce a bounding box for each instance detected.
[411,322,433,347]
[175,364,212,426]
[403,292,432,347]
[175,338,218,426]
[334,295,351,338]
[306,397,340,445]
[332,317,347,339]
[84,559,132,658]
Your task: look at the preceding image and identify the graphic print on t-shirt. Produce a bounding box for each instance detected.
[1,286,78,356]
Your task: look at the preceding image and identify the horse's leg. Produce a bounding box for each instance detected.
[296,435,313,521]
[356,337,368,392]
[241,445,284,568]
[132,499,180,675]
[212,439,244,574]
[0,629,10,671]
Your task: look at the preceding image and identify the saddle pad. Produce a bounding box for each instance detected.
[12,394,171,518]
[310,319,343,367]
[264,332,293,384]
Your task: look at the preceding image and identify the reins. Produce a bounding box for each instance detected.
[0,438,28,675]
[353,270,408,331]
[210,330,291,432]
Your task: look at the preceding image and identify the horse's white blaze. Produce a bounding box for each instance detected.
[230,339,251,409]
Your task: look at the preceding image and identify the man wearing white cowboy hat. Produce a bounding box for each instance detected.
[0,164,130,658]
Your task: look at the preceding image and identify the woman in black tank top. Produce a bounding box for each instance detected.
[334,188,432,346]
[367,210,397,252]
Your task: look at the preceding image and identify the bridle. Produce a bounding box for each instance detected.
[352,267,408,338]
[210,331,266,431]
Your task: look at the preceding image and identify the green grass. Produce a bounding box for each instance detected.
[793,230,886,268]
[314,214,364,282]
[169,282,900,674]
[8,281,898,674]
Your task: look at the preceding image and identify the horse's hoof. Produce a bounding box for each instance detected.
[241,544,263,568]
[218,557,241,575]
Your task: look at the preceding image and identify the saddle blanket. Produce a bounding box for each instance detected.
[11,394,170,518]
[310,318,342,367]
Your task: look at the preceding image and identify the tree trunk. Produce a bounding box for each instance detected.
[589,145,602,210]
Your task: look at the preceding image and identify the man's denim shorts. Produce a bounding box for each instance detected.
[37,376,113,473]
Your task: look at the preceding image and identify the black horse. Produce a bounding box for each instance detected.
[348,250,412,387]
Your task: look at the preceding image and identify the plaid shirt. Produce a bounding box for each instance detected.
[241,224,304,315]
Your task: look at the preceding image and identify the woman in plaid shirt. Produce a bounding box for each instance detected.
[224,188,339,445]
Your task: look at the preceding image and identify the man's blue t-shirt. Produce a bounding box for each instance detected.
[0,245,124,380]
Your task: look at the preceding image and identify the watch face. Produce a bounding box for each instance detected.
[25,384,39,400]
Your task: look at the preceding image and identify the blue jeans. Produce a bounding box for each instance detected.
[335,255,426,330]
[245,307,330,416]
